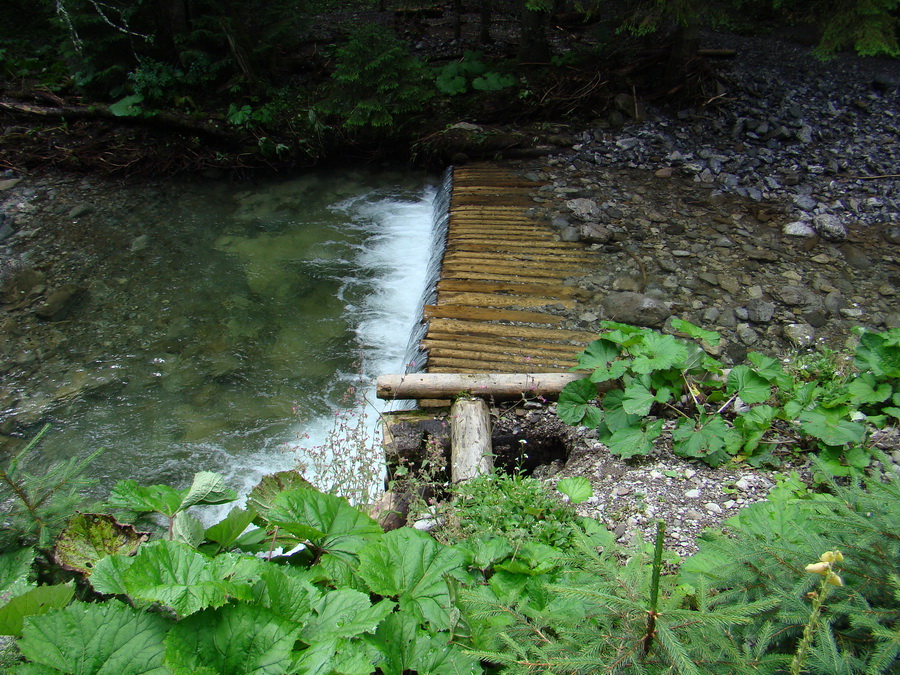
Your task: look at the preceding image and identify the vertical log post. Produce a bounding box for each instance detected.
[450,398,493,483]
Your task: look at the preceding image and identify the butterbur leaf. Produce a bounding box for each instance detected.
[607,420,663,459]
[255,565,322,624]
[557,379,599,426]
[854,327,900,379]
[266,488,382,561]
[456,534,512,570]
[622,381,656,416]
[18,600,169,674]
[588,358,628,383]
[203,507,257,551]
[726,366,771,404]
[165,603,299,675]
[557,477,592,504]
[748,352,793,388]
[847,373,892,404]
[367,612,483,675]
[358,528,468,631]
[629,332,689,373]
[673,416,730,466]
[670,317,721,347]
[246,470,314,521]
[575,339,619,371]
[302,589,395,642]
[601,389,640,432]
[89,554,135,597]
[0,547,36,600]
[108,480,185,517]
[116,540,255,617]
[178,471,237,510]
[171,511,205,548]
[53,513,148,576]
[0,583,74,636]
[799,407,866,447]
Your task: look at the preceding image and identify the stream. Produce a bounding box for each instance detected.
[0,168,437,501]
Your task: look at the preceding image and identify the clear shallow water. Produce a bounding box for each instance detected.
[29,169,436,499]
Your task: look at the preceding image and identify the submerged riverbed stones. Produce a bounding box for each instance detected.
[600,291,671,328]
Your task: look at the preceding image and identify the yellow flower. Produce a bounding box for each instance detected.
[820,550,844,564]
[805,562,830,574]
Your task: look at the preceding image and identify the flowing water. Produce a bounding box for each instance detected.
[13,168,437,500]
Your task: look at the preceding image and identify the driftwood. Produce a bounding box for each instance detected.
[450,398,492,483]
[376,372,592,400]
[0,97,232,140]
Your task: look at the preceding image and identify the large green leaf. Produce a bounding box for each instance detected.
[293,637,379,675]
[178,471,238,511]
[629,332,689,374]
[367,612,483,675]
[672,416,730,466]
[0,547,36,602]
[556,477,592,504]
[747,352,793,389]
[357,528,469,631]
[847,373,893,405]
[53,514,148,576]
[266,487,382,561]
[164,603,299,675]
[607,420,663,459]
[854,327,900,379]
[203,507,257,552]
[109,540,257,617]
[246,470,314,521]
[670,317,721,347]
[574,338,619,372]
[255,565,322,624]
[302,589,395,643]
[799,407,867,447]
[600,388,641,433]
[726,366,772,405]
[0,583,74,636]
[18,600,169,674]
[557,379,599,426]
[621,380,657,416]
[171,512,205,548]
[108,480,185,517]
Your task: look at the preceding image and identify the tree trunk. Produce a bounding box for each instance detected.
[665,16,700,86]
[517,2,551,63]
[479,0,493,44]
[450,398,493,483]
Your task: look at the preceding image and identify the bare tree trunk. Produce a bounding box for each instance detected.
[518,1,551,63]
[479,0,493,44]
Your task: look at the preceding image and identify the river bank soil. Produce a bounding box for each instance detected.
[2,28,899,553]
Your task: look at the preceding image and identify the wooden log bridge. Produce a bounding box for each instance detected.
[421,162,599,374]
[376,163,605,484]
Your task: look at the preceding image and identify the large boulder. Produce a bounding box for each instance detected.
[601,292,671,328]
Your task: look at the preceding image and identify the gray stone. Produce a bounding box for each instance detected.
[0,178,22,191]
[882,225,900,245]
[840,244,871,269]
[579,223,611,244]
[68,204,94,219]
[783,323,816,347]
[34,284,85,321]
[794,195,817,211]
[747,299,775,323]
[814,213,847,241]
[737,324,759,344]
[717,275,741,295]
[824,291,846,312]
[566,198,600,220]
[601,292,671,328]
[783,221,817,238]
[560,226,580,242]
[684,489,700,499]
[778,285,817,307]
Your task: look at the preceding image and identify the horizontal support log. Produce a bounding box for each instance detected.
[423,304,563,324]
[423,333,585,355]
[436,291,577,309]
[427,318,595,342]
[377,373,590,400]
[436,279,583,297]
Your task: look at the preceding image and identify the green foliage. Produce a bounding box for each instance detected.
[0,425,102,551]
[315,24,433,130]
[435,51,516,96]
[557,322,900,477]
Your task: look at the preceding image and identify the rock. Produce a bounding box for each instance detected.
[717,275,741,295]
[882,225,900,245]
[34,284,85,321]
[736,324,759,345]
[0,178,22,191]
[777,284,817,307]
[840,244,871,269]
[654,167,673,178]
[559,226,580,242]
[601,291,671,328]
[783,323,815,347]
[813,213,847,241]
[579,223,611,244]
[613,93,647,122]
[565,198,600,220]
[68,204,94,219]
[783,221,817,238]
[0,265,46,304]
[794,195,817,211]
[746,299,775,323]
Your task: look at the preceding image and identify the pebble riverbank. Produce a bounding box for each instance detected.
[497,30,900,555]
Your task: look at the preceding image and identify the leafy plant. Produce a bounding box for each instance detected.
[0,424,102,551]
[557,322,900,476]
[435,51,515,95]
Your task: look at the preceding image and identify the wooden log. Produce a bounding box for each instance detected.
[450,398,493,482]
[427,318,595,342]
[423,304,563,324]
[436,291,577,309]
[376,372,589,400]
[436,279,583,297]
